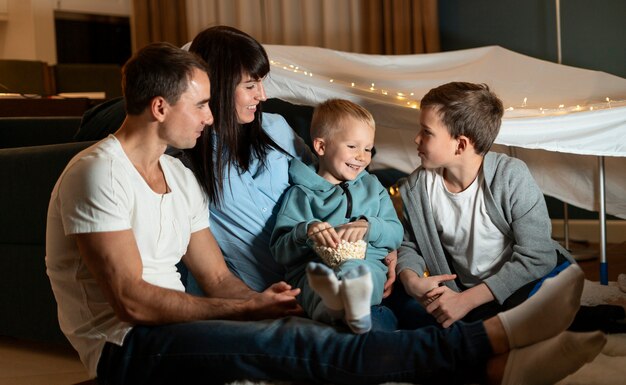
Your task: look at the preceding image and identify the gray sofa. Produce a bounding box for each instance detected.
[1,140,94,343]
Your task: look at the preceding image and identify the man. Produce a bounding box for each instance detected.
[46,42,604,385]
[46,42,300,383]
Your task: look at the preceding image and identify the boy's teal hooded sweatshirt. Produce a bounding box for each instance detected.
[270,158,402,308]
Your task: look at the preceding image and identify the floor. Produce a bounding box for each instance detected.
[570,241,626,282]
[0,336,90,385]
[0,242,624,385]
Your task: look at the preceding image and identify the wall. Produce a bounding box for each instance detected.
[438,0,626,78]
[0,0,130,64]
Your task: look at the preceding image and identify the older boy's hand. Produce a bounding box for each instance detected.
[401,272,457,304]
[425,282,495,328]
[425,287,473,328]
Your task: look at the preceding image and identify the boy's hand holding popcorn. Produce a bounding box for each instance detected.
[307,221,369,268]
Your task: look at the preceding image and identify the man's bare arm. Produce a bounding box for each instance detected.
[181,227,257,299]
[182,227,302,318]
[75,228,299,325]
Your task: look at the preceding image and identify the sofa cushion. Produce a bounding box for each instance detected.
[0,141,95,245]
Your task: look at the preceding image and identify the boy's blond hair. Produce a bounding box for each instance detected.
[421,82,503,155]
[310,99,375,140]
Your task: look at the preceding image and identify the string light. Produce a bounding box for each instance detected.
[268,59,626,117]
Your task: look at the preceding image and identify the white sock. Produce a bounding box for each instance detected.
[498,263,584,348]
[340,265,373,334]
[502,331,606,385]
[306,262,344,312]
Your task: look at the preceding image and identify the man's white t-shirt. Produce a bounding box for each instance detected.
[426,168,512,287]
[45,135,209,377]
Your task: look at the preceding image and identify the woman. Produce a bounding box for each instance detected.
[185,26,314,293]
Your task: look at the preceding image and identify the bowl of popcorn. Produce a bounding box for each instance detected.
[309,223,368,268]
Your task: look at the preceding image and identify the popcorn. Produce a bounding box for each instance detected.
[313,239,367,268]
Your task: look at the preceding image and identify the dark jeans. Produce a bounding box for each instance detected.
[178,261,399,332]
[99,264,491,385]
[97,316,491,385]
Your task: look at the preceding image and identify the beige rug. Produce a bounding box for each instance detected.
[557,279,626,385]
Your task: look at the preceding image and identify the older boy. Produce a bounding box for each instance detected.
[271,99,403,333]
[397,82,575,328]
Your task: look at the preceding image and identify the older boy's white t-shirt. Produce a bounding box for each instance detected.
[45,135,209,377]
[426,168,512,287]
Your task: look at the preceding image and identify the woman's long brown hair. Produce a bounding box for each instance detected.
[184,25,280,206]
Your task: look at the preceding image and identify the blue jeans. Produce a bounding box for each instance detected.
[179,261,399,332]
[96,316,490,385]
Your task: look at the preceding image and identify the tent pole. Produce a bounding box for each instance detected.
[556,0,562,64]
[599,156,608,285]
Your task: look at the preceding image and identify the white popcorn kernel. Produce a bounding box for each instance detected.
[313,239,367,268]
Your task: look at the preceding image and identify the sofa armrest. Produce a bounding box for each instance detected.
[0,141,95,246]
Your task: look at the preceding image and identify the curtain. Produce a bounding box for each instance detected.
[362,0,440,54]
[132,0,189,50]
[183,0,440,54]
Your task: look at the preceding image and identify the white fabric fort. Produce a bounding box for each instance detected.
[263,45,626,219]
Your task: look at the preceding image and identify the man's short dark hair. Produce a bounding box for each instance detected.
[122,42,209,115]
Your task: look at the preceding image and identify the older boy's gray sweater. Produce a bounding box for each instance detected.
[397,152,574,304]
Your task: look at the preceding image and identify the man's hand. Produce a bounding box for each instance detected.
[245,282,303,320]
[382,250,398,298]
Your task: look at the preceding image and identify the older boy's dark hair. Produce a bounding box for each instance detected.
[122,42,209,115]
[421,82,503,155]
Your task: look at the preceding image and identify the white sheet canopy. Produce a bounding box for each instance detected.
[263,45,626,219]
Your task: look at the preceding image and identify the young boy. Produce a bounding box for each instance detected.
[397,82,574,328]
[271,99,403,334]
